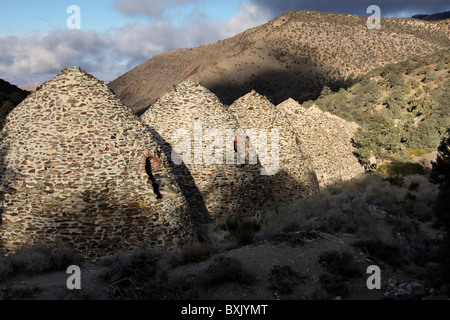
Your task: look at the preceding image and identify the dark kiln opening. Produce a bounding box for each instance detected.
[145,157,163,200]
[234,136,247,167]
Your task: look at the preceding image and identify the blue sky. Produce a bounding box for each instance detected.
[1,1,127,34]
[1,0,449,85]
[0,0,245,34]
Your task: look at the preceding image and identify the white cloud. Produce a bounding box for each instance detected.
[112,0,196,18]
[113,0,164,17]
[217,1,272,38]
[248,0,450,18]
[0,1,272,84]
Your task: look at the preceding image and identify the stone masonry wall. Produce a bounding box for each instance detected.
[277,99,365,189]
[229,91,320,202]
[141,80,275,224]
[0,67,197,260]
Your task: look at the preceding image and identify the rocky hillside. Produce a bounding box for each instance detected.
[109,10,450,114]
[412,11,450,21]
[0,79,29,128]
[310,49,449,167]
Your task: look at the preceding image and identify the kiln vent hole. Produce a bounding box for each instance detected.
[145,157,163,200]
[234,136,247,167]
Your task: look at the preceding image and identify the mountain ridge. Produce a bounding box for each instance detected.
[412,11,450,21]
[0,78,29,128]
[109,10,450,114]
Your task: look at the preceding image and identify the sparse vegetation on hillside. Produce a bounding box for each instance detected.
[319,250,362,297]
[1,10,449,302]
[312,50,449,166]
[0,171,447,300]
[259,173,441,273]
[0,79,29,128]
[109,11,450,112]
[431,130,450,288]
[100,245,196,300]
[0,245,83,282]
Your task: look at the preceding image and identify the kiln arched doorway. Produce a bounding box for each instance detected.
[145,157,163,200]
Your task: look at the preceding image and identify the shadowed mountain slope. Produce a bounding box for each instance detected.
[0,79,29,128]
[109,10,450,114]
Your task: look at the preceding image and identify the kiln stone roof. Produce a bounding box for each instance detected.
[277,99,364,189]
[141,80,274,223]
[229,91,320,202]
[0,67,196,259]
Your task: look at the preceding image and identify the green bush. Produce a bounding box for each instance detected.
[376,162,425,185]
[431,130,450,287]
[407,149,429,157]
[423,69,437,83]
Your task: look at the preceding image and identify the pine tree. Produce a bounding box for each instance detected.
[432,129,450,287]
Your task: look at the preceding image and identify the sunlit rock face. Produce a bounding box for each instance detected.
[277,98,364,189]
[229,91,320,202]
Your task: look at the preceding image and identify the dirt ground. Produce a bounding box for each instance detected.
[0,229,440,301]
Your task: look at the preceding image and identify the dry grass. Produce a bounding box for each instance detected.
[318,250,362,297]
[180,242,214,264]
[99,246,197,300]
[194,256,256,291]
[267,265,305,294]
[0,245,83,282]
[258,172,441,281]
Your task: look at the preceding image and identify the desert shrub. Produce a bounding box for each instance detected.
[353,239,405,268]
[100,248,160,283]
[0,244,83,281]
[267,232,306,247]
[226,219,261,246]
[405,121,444,151]
[364,177,408,215]
[260,221,320,247]
[431,130,450,287]
[377,162,425,182]
[389,217,439,266]
[0,261,12,282]
[0,285,41,300]
[100,246,195,300]
[407,149,429,157]
[319,273,350,297]
[384,86,407,112]
[410,201,434,222]
[267,265,304,294]
[423,69,437,83]
[195,256,256,290]
[180,242,214,264]
[344,199,380,238]
[51,248,84,271]
[318,250,362,297]
[322,208,348,233]
[319,251,362,278]
[408,182,420,191]
[404,175,439,207]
